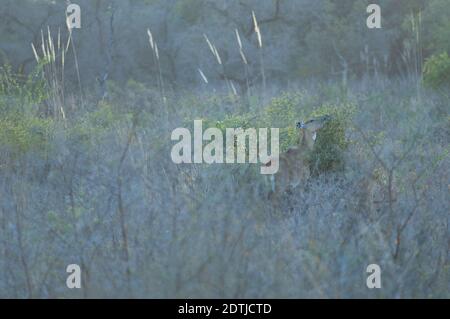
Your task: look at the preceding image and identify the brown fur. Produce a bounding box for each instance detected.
[266,115,331,198]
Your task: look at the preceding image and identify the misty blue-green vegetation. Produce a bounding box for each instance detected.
[0,0,449,298]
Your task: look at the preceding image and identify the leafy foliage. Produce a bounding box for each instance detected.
[309,103,356,175]
[423,52,450,89]
[0,0,449,299]
[0,66,51,160]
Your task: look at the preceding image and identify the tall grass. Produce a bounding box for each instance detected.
[203,33,234,97]
[31,28,67,119]
[66,16,84,109]
[1,78,448,298]
[1,3,448,299]
[252,11,266,103]
[236,28,251,106]
[401,10,424,100]
[147,29,167,106]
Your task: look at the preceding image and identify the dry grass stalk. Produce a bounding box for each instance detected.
[203,34,216,57]
[235,29,242,50]
[230,81,237,95]
[57,28,61,52]
[154,43,160,60]
[239,49,248,65]
[147,29,154,50]
[252,11,262,48]
[31,43,39,63]
[147,28,166,108]
[198,68,208,84]
[65,15,84,108]
[32,27,68,119]
[213,45,222,65]
[252,11,266,101]
[201,34,232,95]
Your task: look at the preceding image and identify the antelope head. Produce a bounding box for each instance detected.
[296,115,331,149]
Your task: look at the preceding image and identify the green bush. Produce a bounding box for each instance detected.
[261,94,355,174]
[308,103,355,175]
[423,52,450,89]
[67,101,132,150]
[261,92,317,152]
[197,94,355,175]
[0,114,52,157]
[0,64,47,114]
[0,65,52,160]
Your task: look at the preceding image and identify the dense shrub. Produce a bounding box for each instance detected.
[309,103,356,175]
[423,52,450,89]
[0,66,52,162]
[197,94,355,176]
[0,65,448,298]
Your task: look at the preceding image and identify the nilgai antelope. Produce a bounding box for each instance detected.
[266,115,331,198]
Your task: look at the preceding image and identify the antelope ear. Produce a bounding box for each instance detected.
[312,132,317,141]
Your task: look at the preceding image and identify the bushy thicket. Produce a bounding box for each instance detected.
[0,66,448,297]
[1,0,449,299]
[423,52,450,89]
[2,0,450,89]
